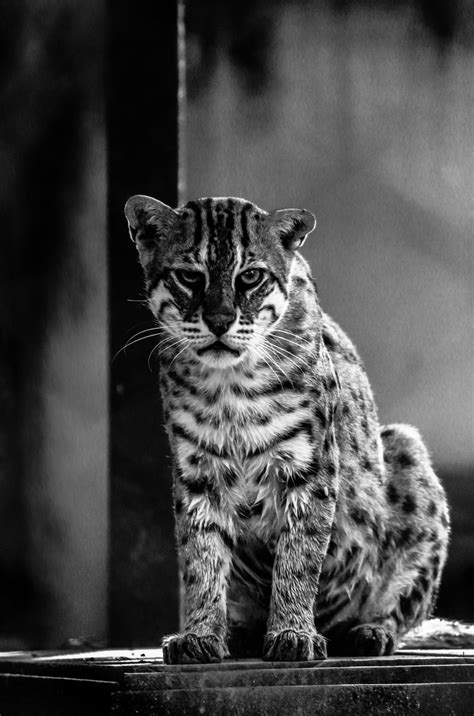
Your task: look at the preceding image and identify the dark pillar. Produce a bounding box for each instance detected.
[107,0,182,645]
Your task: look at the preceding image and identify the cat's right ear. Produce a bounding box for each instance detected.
[124,195,178,244]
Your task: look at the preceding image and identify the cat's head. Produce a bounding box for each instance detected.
[124,195,316,368]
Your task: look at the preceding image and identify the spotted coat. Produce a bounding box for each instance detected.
[124,194,450,663]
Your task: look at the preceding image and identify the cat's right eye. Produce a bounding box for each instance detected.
[175,268,204,289]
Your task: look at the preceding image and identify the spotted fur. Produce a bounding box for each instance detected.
[124,194,450,663]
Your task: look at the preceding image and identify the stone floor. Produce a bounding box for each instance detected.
[0,647,472,715]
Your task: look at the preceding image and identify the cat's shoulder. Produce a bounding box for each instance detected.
[320,312,363,369]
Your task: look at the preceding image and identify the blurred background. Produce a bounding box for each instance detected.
[0,0,472,649]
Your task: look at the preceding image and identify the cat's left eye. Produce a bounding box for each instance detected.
[175,268,204,288]
[238,268,265,289]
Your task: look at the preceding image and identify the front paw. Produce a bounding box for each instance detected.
[262,629,327,661]
[162,632,228,664]
[346,624,396,656]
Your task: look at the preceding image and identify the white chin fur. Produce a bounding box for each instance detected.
[195,349,245,369]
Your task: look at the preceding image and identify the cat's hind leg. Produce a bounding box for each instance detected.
[326,618,398,656]
[378,423,450,638]
[325,424,450,657]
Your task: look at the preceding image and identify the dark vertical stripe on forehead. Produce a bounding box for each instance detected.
[205,198,215,242]
[185,201,203,246]
[240,202,253,248]
[216,200,226,234]
[226,198,235,235]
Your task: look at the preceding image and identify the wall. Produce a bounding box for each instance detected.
[186,3,473,619]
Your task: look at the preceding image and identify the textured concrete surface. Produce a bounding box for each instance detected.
[0,649,473,714]
[114,682,474,715]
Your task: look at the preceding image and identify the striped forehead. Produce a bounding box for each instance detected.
[180,198,262,270]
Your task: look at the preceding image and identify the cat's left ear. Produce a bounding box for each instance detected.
[124,194,178,244]
[267,208,316,251]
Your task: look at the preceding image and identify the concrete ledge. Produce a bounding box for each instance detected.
[125,663,474,690]
[113,682,474,715]
[0,649,472,715]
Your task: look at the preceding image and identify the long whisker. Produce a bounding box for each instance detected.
[150,338,187,371]
[122,320,185,347]
[254,344,285,390]
[263,338,303,373]
[123,328,167,345]
[147,339,171,371]
[158,335,188,356]
[262,342,299,389]
[126,319,183,338]
[113,329,177,362]
[148,337,178,371]
[267,343,304,373]
[271,334,310,349]
[113,332,169,360]
[272,328,313,342]
[122,320,157,338]
[168,339,192,369]
[271,330,313,349]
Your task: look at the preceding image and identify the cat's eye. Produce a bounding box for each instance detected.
[238,268,265,289]
[175,268,204,288]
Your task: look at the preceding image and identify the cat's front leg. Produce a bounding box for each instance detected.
[263,473,337,662]
[162,507,233,664]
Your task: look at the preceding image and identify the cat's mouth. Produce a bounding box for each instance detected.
[196,340,241,358]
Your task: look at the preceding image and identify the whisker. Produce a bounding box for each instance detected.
[123,320,156,338]
[113,330,175,362]
[148,338,173,371]
[254,345,285,390]
[268,344,304,373]
[158,335,188,356]
[271,334,309,349]
[272,328,313,346]
[272,327,311,339]
[148,338,175,371]
[168,339,192,369]
[264,339,303,374]
[156,334,183,350]
[263,343,298,389]
[122,320,184,346]
[124,327,168,343]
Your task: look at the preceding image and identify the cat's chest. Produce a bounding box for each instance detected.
[168,377,313,465]
[167,372,316,538]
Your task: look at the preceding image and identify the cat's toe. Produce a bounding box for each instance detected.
[347,624,397,656]
[162,633,228,664]
[262,629,327,661]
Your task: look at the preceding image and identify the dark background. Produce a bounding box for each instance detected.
[0,0,472,649]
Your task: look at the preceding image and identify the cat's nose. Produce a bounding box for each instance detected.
[203,311,236,337]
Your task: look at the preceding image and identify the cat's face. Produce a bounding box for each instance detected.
[125,196,315,368]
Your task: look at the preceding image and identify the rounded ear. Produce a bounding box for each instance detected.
[267,208,316,251]
[124,195,178,243]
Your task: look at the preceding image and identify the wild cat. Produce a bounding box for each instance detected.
[124,194,450,664]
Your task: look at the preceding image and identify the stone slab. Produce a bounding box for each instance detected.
[112,681,474,715]
[125,662,474,690]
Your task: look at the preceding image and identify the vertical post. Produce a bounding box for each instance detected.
[107,0,182,645]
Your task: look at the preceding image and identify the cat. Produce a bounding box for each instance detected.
[124,194,450,663]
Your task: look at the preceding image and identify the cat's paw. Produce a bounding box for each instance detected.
[346,623,396,656]
[262,629,327,661]
[162,632,228,664]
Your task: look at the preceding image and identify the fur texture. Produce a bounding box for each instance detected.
[124,194,450,663]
